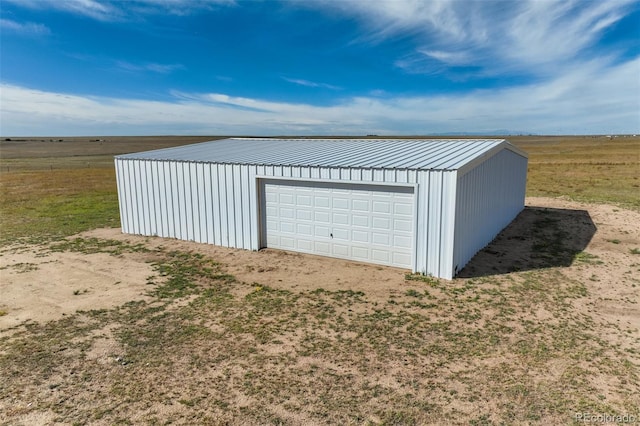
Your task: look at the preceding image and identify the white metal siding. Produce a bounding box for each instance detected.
[262,179,415,268]
[413,170,458,278]
[452,149,528,275]
[114,139,527,279]
[115,159,422,247]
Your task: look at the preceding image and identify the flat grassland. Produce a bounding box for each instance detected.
[1,135,639,425]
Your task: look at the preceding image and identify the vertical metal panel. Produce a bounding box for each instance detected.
[196,163,207,243]
[129,160,141,235]
[217,164,228,246]
[209,164,220,245]
[114,159,127,233]
[453,149,527,274]
[241,164,251,249]
[143,161,154,236]
[159,161,170,238]
[439,171,458,279]
[427,171,443,276]
[249,165,260,250]
[150,161,160,236]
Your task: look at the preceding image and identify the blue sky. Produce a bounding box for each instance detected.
[1,0,639,136]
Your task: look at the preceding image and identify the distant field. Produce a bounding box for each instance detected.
[1,135,639,424]
[511,135,640,209]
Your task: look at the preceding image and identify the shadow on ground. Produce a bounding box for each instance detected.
[457,206,596,278]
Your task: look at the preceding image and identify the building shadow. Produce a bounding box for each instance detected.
[457,206,596,278]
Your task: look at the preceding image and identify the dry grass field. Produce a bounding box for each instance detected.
[1,135,639,425]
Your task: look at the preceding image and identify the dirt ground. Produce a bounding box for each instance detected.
[1,196,639,425]
[2,196,638,335]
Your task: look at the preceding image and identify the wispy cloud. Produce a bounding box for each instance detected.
[4,0,121,21]
[116,60,185,74]
[0,18,50,35]
[282,77,341,90]
[2,56,637,136]
[4,0,234,21]
[305,0,637,78]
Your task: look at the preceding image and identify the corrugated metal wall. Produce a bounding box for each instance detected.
[115,145,526,279]
[115,158,463,277]
[452,148,528,276]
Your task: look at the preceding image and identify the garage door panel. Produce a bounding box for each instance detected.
[332,228,349,240]
[297,210,312,220]
[297,223,313,236]
[394,219,412,232]
[372,201,390,213]
[393,253,412,266]
[333,244,349,256]
[298,239,313,251]
[372,250,390,263]
[352,200,369,211]
[394,202,413,216]
[280,236,295,249]
[352,215,369,227]
[333,198,349,210]
[372,233,390,246]
[281,222,295,233]
[266,206,278,216]
[296,195,312,206]
[280,207,294,218]
[279,193,294,204]
[373,217,390,230]
[314,225,330,237]
[315,196,330,207]
[263,180,414,269]
[314,241,330,254]
[352,246,369,260]
[315,211,330,223]
[352,230,369,243]
[333,213,349,225]
[394,235,412,248]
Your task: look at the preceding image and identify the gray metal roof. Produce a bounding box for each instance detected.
[116,138,527,171]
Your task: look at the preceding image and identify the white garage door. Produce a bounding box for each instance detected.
[261,179,415,269]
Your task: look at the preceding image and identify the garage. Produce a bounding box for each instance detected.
[115,138,527,279]
[262,179,414,268]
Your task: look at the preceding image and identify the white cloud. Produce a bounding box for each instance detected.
[4,0,233,21]
[306,0,637,77]
[282,77,341,90]
[116,61,185,74]
[1,56,638,136]
[0,18,50,35]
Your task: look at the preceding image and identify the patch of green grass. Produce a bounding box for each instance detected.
[573,251,604,265]
[50,237,150,255]
[405,273,439,286]
[0,310,7,316]
[630,248,640,255]
[0,262,39,273]
[0,168,120,245]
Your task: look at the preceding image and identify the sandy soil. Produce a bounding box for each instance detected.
[0,249,154,331]
[1,197,638,335]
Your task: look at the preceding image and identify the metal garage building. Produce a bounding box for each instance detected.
[115,138,527,279]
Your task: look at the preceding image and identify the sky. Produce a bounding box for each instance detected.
[0,0,639,136]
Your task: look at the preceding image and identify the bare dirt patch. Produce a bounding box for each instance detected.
[0,248,154,332]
